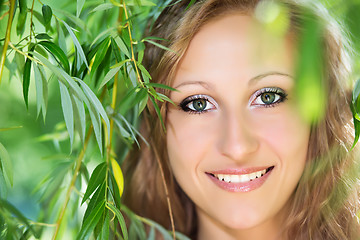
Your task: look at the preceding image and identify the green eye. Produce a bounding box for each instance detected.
[192,99,207,112]
[261,92,276,104]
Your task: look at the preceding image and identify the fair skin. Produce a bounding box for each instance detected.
[166,14,310,240]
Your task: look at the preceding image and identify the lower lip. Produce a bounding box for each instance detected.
[207,168,273,192]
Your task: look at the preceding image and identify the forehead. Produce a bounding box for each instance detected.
[173,13,294,86]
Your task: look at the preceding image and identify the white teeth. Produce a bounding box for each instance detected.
[214,169,268,183]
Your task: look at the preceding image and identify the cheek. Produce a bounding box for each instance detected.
[166,110,215,173]
[251,106,310,163]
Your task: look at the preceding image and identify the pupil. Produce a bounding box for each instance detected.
[193,99,207,111]
[261,93,275,104]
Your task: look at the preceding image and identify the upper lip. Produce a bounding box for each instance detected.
[206,166,274,175]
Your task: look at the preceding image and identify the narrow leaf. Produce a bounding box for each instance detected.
[77,0,86,17]
[77,200,105,240]
[106,203,128,240]
[56,20,67,52]
[82,162,107,204]
[110,158,124,197]
[42,5,52,26]
[59,81,74,146]
[113,36,130,58]
[34,63,44,118]
[23,58,31,108]
[62,21,89,68]
[38,41,70,73]
[91,38,110,77]
[143,39,177,54]
[35,33,52,40]
[90,3,114,13]
[0,142,12,186]
[146,82,178,92]
[77,79,110,140]
[71,93,86,144]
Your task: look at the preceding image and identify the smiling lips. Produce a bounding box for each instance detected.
[207,166,274,192]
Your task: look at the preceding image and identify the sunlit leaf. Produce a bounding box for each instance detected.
[77,79,110,141]
[142,39,177,54]
[56,20,67,52]
[56,8,87,32]
[62,21,89,69]
[33,64,44,118]
[71,93,86,144]
[91,38,110,77]
[110,157,124,197]
[59,81,74,147]
[90,3,114,13]
[145,83,178,92]
[113,35,130,58]
[77,0,86,17]
[82,162,107,204]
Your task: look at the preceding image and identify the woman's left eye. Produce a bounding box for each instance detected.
[251,87,287,107]
[179,95,216,114]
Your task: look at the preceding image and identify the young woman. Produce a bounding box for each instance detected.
[123,0,360,239]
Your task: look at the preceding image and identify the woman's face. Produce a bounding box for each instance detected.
[166,14,310,238]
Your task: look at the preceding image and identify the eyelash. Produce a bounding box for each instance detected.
[179,87,288,114]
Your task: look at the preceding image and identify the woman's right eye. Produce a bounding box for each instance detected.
[179,95,216,114]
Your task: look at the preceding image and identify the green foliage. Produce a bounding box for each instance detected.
[0,0,178,239]
[0,0,359,239]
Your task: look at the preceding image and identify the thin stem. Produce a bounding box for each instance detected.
[29,0,36,42]
[8,42,43,65]
[0,11,9,21]
[0,0,16,84]
[52,127,93,240]
[122,1,144,88]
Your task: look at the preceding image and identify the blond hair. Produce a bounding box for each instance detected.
[123,0,360,239]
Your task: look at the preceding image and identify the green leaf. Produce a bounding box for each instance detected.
[16,0,27,35]
[38,65,48,121]
[33,64,45,118]
[77,200,105,240]
[106,203,128,240]
[97,210,110,240]
[59,81,74,147]
[35,33,52,40]
[55,8,87,32]
[76,79,110,141]
[113,35,130,58]
[82,162,107,204]
[0,169,7,198]
[126,0,156,6]
[90,3,114,13]
[142,39,177,54]
[56,20,67,53]
[38,41,70,73]
[91,38,110,77]
[88,103,103,154]
[71,93,86,144]
[77,0,86,17]
[0,199,39,238]
[23,58,31,108]
[62,21,89,69]
[137,62,152,80]
[99,59,131,90]
[150,96,165,131]
[42,5,53,26]
[145,83,178,92]
[83,181,106,223]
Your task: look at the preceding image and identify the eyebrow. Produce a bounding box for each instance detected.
[173,71,293,89]
[248,71,293,86]
[174,81,213,89]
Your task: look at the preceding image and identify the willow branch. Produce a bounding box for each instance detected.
[52,126,93,240]
[0,0,16,84]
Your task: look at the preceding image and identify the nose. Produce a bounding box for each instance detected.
[217,111,259,161]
